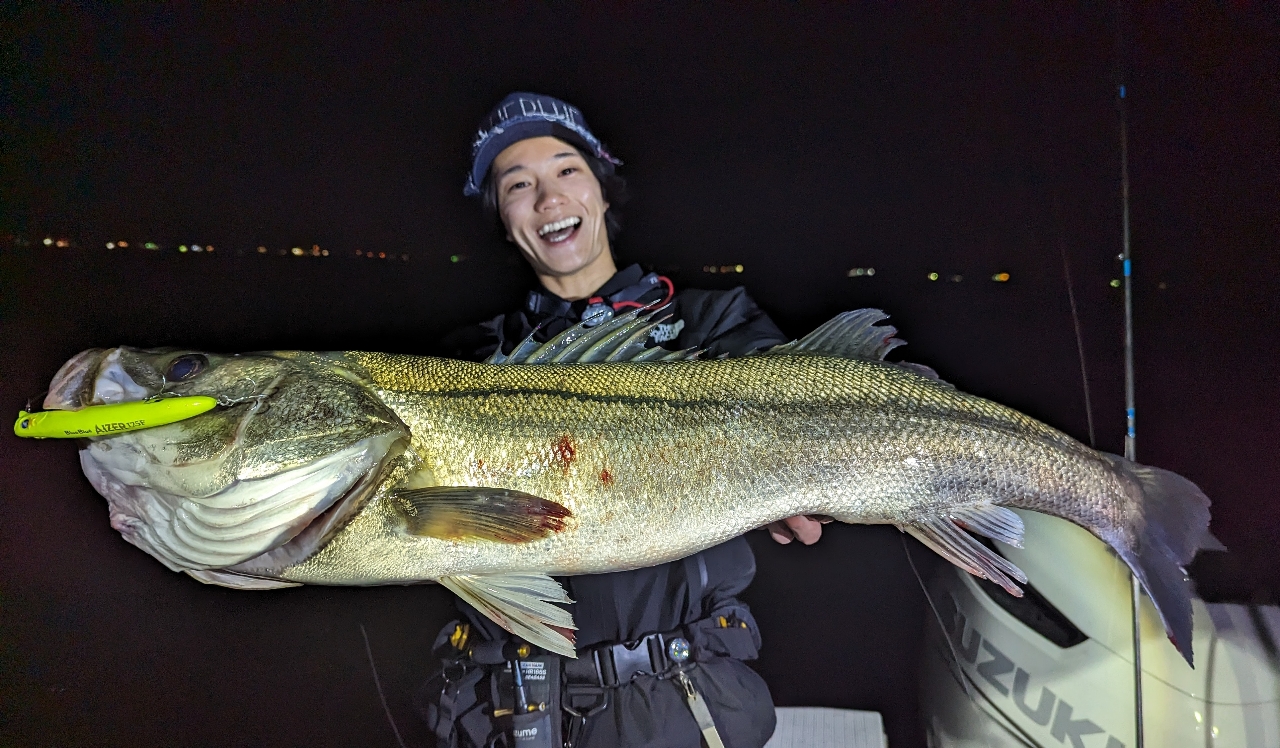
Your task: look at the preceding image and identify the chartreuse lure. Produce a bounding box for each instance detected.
[14,396,217,439]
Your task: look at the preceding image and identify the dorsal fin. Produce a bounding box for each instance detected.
[767,308,954,386]
[486,305,699,365]
[769,309,905,361]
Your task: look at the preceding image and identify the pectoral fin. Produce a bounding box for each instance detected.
[390,486,572,542]
[439,573,578,657]
[901,511,1028,596]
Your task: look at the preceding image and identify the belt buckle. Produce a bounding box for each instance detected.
[610,637,656,685]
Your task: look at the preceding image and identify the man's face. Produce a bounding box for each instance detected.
[492,136,611,280]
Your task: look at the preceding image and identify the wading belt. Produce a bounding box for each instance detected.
[561,623,738,748]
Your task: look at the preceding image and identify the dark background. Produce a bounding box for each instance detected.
[2,4,1277,747]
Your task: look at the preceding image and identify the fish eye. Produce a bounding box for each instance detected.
[165,354,208,382]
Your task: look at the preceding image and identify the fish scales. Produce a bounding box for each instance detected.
[279,353,1130,583]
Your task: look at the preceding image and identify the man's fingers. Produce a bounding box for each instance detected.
[784,515,823,545]
[767,521,794,544]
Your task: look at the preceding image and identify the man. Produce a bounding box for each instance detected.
[421,93,825,748]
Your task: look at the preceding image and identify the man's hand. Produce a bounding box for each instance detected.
[766,515,832,545]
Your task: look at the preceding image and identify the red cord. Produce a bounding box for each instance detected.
[612,275,674,311]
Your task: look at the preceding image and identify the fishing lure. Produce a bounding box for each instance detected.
[14,396,218,439]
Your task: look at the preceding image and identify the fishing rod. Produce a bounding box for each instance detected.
[1115,1,1145,744]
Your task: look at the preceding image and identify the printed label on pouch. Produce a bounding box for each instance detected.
[518,661,547,681]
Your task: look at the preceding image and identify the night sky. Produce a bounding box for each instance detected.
[2,4,1277,747]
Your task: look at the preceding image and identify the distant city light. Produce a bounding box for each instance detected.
[1158,281,1167,290]
[847,267,875,277]
[703,264,745,274]
[928,272,939,281]
[450,254,459,263]
[179,245,189,252]
[311,245,321,257]
[192,245,203,252]
[106,242,115,249]
[205,245,214,252]
[145,242,159,250]
[321,249,329,257]
[117,241,129,248]
[1110,279,1121,287]
[378,252,386,259]
[401,254,409,261]
[950,274,963,282]
[43,237,53,246]
[257,246,267,254]
[992,272,1010,282]
[55,239,69,247]
[291,247,304,256]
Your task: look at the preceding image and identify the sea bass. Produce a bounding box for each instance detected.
[44,310,1213,663]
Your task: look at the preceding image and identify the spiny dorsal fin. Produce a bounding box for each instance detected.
[770,309,905,360]
[485,305,699,365]
[768,309,954,386]
[438,573,578,657]
[390,486,572,542]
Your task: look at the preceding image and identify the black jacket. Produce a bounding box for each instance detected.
[429,265,788,748]
[441,263,787,364]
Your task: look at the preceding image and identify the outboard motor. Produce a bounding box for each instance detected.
[919,510,1280,747]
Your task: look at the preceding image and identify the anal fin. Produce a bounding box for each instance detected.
[439,573,578,657]
[390,486,572,543]
[902,513,1028,596]
[951,503,1025,549]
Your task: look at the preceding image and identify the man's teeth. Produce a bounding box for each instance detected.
[538,217,582,237]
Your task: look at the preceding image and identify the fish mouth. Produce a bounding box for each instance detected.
[44,348,109,410]
[44,347,193,409]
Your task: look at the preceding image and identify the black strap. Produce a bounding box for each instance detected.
[683,553,708,618]
[563,630,678,687]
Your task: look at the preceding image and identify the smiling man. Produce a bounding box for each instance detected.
[423,93,825,748]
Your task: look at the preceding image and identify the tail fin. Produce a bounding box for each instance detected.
[1105,453,1213,667]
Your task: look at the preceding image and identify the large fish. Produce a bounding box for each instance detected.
[43,310,1213,663]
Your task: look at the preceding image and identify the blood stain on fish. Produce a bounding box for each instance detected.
[599,468,614,486]
[552,435,576,474]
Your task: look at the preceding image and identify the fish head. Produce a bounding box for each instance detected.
[46,346,409,573]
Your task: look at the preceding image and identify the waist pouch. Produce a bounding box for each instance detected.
[417,607,767,748]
